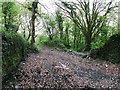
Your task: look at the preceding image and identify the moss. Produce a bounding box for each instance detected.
[1,30,29,82]
[90,34,120,64]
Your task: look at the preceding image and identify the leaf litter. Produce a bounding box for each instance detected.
[4,46,120,89]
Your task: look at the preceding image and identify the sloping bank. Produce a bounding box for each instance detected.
[90,34,120,64]
[1,30,29,84]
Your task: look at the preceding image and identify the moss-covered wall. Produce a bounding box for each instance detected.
[1,30,28,82]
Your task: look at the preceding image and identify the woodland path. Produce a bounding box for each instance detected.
[5,46,120,89]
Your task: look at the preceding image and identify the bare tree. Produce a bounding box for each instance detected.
[56,0,117,51]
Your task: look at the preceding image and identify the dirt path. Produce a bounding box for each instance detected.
[5,46,120,89]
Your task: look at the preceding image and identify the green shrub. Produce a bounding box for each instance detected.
[90,34,120,64]
[1,30,29,82]
[44,38,67,50]
[36,35,48,46]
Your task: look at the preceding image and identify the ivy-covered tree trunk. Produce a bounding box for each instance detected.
[56,10,63,40]
[85,34,92,51]
[59,26,63,40]
[31,12,36,46]
[65,26,69,46]
[73,24,78,50]
[76,29,81,50]
[4,15,8,30]
[30,0,38,47]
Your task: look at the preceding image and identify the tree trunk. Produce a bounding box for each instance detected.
[85,35,92,51]
[65,28,69,46]
[30,0,38,47]
[4,16,8,30]
[60,31,63,39]
[23,29,25,38]
[31,12,36,47]
[59,25,63,40]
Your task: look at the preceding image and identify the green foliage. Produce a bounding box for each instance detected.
[36,34,48,45]
[44,38,67,51]
[35,34,48,50]
[59,0,117,51]
[90,34,120,64]
[1,30,29,81]
[2,2,19,31]
[56,10,64,39]
[91,24,118,49]
[91,25,109,49]
[43,15,56,40]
